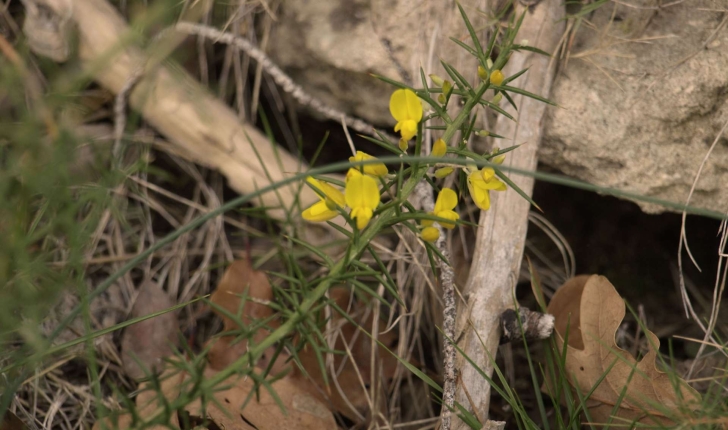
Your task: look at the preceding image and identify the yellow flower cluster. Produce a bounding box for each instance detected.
[301,151,386,230]
[303,88,510,241]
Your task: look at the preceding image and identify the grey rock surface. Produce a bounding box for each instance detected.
[541,1,728,214]
[270,0,728,214]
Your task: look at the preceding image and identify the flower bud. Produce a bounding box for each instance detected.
[432,139,447,157]
[476,130,490,137]
[438,93,447,104]
[442,80,452,96]
[490,69,504,86]
[486,59,494,69]
[477,66,489,81]
[434,167,454,178]
[429,74,444,87]
[421,226,440,242]
[492,93,503,104]
[491,147,506,164]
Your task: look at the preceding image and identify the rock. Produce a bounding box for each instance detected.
[270,0,728,214]
[269,0,474,125]
[541,0,728,214]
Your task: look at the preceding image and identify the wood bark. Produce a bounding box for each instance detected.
[452,2,564,426]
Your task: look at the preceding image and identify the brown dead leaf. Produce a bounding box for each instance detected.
[546,275,701,426]
[206,261,402,423]
[93,359,335,430]
[184,366,335,430]
[93,362,185,430]
[121,281,179,380]
[207,259,287,373]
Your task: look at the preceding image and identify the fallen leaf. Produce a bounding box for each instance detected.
[545,275,701,426]
[94,359,335,430]
[184,366,336,430]
[206,259,286,373]
[93,362,185,430]
[206,261,403,424]
[121,281,180,380]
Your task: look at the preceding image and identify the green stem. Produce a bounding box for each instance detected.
[442,82,489,144]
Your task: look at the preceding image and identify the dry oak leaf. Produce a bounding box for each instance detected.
[207,259,287,373]
[184,366,336,430]
[93,362,185,430]
[546,275,701,426]
[93,360,335,430]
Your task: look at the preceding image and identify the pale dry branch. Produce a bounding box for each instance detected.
[452,2,565,427]
[22,0,320,222]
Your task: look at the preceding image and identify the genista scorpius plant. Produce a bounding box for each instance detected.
[295,6,554,426]
[301,7,550,246]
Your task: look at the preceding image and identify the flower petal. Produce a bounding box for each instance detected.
[389,89,423,123]
[483,177,507,191]
[468,172,491,211]
[345,173,381,209]
[481,167,496,181]
[389,89,409,122]
[434,188,458,212]
[302,201,339,222]
[432,139,447,157]
[307,177,345,206]
[351,207,373,229]
[437,210,459,229]
[421,226,440,242]
[399,120,418,141]
[349,151,388,177]
[360,174,381,208]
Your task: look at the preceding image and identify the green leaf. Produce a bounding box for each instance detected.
[512,44,552,57]
[503,90,518,111]
[419,67,430,96]
[502,68,529,86]
[449,36,477,56]
[478,98,515,121]
[441,60,474,97]
[371,74,410,90]
[456,2,486,62]
[442,60,475,95]
[497,84,557,106]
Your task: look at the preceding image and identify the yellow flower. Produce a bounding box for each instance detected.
[389,89,422,142]
[421,226,440,242]
[422,188,460,230]
[345,172,381,229]
[434,167,454,178]
[432,139,447,157]
[490,69,504,86]
[467,168,507,211]
[302,177,346,222]
[349,151,388,177]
